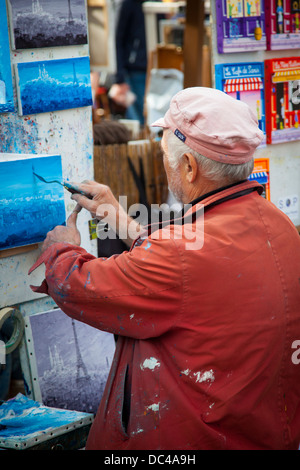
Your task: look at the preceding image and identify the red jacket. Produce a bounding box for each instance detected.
[29,180,300,450]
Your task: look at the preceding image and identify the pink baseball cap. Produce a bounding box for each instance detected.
[151,87,264,164]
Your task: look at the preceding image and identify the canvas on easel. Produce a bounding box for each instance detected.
[0,154,66,251]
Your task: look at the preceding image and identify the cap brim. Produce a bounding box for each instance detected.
[150,117,167,128]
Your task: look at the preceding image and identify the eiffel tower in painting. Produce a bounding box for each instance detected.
[68,0,74,25]
[72,318,90,383]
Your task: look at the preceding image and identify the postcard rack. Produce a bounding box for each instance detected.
[209,0,300,228]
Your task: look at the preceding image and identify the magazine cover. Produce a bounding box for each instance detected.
[215,61,266,143]
[216,0,266,53]
[265,56,300,144]
[249,158,270,200]
[265,0,300,50]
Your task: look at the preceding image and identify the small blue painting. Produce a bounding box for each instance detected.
[9,0,88,50]
[0,394,93,450]
[16,57,93,116]
[0,154,66,250]
[0,0,14,113]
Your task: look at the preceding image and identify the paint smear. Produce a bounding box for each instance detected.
[141,357,160,371]
[132,427,144,435]
[181,368,215,384]
[194,369,215,384]
[146,403,160,412]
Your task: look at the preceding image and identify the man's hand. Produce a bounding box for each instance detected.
[41,210,81,253]
[69,181,120,220]
[70,180,142,247]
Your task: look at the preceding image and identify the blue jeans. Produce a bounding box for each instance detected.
[124,71,146,125]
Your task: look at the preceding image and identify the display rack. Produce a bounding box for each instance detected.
[209,0,300,230]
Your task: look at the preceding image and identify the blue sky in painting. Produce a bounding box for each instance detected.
[0,155,66,250]
[17,57,92,115]
[0,0,14,112]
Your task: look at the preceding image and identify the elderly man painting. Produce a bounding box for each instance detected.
[29,87,300,450]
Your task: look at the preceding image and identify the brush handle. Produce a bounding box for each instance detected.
[64,182,93,200]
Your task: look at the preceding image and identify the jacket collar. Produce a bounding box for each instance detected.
[132,180,263,248]
[181,179,263,220]
[184,179,250,210]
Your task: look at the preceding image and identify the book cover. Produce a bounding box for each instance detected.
[215,61,266,144]
[216,0,267,53]
[265,0,300,50]
[264,56,300,144]
[249,157,270,200]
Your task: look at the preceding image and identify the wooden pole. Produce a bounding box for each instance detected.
[183,0,205,88]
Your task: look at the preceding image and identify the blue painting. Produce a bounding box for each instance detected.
[16,57,93,116]
[0,394,93,450]
[8,0,88,50]
[0,0,14,113]
[0,154,66,250]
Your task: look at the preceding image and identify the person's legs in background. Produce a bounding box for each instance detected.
[125,71,146,125]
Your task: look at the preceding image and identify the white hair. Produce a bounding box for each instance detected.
[165,129,254,184]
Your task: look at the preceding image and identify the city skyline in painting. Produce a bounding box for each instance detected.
[16,57,93,115]
[27,308,115,414]
[0,154,66,250]
[8,0,88,49]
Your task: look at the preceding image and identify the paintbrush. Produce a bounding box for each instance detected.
[33,172,93,199]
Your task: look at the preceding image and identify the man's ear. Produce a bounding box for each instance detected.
[183,153,198,183]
